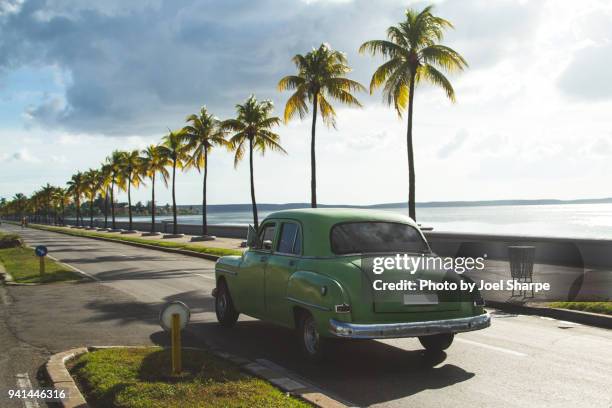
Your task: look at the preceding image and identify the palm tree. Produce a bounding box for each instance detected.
[12,193,27,220]
[223,95,285,230]
[0,197,6,219]
[183,107,228,237]
[83,169,102,228]
[141,145,170,234]
[40,183,55,224]
[67,172,85,226]
[157,129,189,235]
[53,187,70,225]
[279,43,365,208]
[106,151,124,229]
[118,150,145,231]
[360,5,467,221]
[99,163,113,228]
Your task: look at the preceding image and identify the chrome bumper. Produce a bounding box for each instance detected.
[329,312,490,339]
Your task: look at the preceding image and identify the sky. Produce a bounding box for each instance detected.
[0,0,611,206]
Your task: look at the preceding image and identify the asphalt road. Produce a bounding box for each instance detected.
[2,224,612,408]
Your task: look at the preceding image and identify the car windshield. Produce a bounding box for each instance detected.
[330,222,429,255]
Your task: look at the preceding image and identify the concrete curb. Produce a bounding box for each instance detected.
[28,224,222,262]
[44,346,348,408]
[486,300,612,329]
[0,263,40,286]
[45,347,89,408]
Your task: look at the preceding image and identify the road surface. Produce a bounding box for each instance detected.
[1,224,611,407]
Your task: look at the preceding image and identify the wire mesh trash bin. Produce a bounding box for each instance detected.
[161,220,171,233]
[508,246,536,298]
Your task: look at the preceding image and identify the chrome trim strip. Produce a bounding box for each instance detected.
[216,267,237,276]
[329,312,490,339]
[286,297,331,312]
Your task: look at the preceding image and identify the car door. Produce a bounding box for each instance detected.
[265,220,302,325]
[235,221,277,318]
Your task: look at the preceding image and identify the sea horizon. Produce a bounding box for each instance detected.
[110,202,612,240]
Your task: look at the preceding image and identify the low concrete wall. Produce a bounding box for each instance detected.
[424,231,612,269]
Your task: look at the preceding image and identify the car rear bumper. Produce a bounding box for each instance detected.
[329,312,490,339]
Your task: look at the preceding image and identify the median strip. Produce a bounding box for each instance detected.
[22,223,242,261]
[46,346,346,408]
[0,231,82,284]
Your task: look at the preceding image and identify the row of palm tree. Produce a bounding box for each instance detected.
[1,5,466,228]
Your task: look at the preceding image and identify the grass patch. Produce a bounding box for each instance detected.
[70,347,310,408]
[548,301,612,315]
[30,224,243,258]
[0,244,80,284]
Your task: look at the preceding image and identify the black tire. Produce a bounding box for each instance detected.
[418,333,454,352]
[215,281,239,327]
[298,312,327,362]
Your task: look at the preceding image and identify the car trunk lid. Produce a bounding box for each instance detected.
[353,255,462,313]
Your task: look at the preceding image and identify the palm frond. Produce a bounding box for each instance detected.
[278,75,305,91]
[317,94,337,128]
[421,44,467,72]
[421,64,456,102]
[359,39,404,58]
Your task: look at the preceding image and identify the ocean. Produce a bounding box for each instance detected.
[115,203,612,239]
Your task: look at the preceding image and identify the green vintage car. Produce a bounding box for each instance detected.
[213,208,490,360]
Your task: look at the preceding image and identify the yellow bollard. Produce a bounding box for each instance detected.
[171,313,181,375]
[39,256,45,276]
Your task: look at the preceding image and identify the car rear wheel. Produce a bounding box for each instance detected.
[298,312,327,361]
[215,281,239,327]
[418,333,454,352]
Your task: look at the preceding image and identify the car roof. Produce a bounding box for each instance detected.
[261,208,419,256]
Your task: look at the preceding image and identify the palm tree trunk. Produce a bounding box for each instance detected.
[202,148,208,236]
[89,197,94,227]
[111,181,116,229]
[249,138,258,230]
[104,188,109,228]
[151,174,156,233]
[172,159,178,235]
[76,196,80,226]
[128,175,133,230]
[61,202,65,226]
[406,72,417,221]
[310,95,318,208]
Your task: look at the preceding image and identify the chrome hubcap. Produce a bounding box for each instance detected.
[303,318,319,355]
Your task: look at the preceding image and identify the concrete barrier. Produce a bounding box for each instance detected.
[59,218,250,239]
[423,231,612,269]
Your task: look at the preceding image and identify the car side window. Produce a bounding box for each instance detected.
[277,222,301,255]
[258,223,276,251]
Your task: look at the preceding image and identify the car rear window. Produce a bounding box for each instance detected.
[330,222,429,255]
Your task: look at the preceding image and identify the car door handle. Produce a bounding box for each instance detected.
[288,260,296,267]
[260,256,267,262]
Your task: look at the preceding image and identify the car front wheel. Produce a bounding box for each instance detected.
[215,281,239,327]
[418,333,454,352]
[298,312,327,361]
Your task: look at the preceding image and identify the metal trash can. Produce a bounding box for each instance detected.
[161,220,170,233]
[508,245,535,298]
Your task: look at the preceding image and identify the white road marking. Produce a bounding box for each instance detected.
[195,273,215,280]
[46,255,100,282]
[15,372,40,408]
[456,338,528,357]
